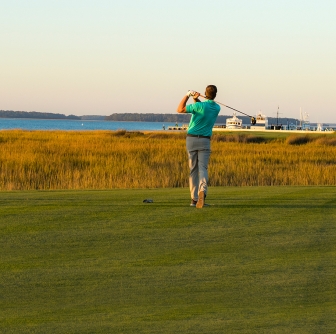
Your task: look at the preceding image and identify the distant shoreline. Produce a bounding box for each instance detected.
[0,110,312,125]
[0,110,107,121]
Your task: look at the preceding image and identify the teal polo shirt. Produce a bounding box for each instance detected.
[186,100,221,137]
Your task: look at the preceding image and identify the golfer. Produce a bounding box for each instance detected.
[177,85,221,208]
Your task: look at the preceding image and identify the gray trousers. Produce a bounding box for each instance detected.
[186,136,211,201]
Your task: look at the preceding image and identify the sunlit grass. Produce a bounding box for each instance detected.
[0,130,335,190]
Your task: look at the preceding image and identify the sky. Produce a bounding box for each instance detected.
[1,0,336,123]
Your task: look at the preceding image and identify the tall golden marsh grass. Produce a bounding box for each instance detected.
[0,130,335,190]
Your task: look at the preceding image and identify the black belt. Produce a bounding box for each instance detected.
[187,134,211,139]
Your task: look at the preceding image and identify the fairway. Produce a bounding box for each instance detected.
[1,187,335,333]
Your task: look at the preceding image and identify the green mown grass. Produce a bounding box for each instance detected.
[0,187,335,333]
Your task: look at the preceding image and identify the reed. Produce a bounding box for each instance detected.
[0,130,335,190]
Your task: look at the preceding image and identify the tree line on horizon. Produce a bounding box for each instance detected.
[105,113,299,126]
[0,110,80,120]
[0,110,299,125]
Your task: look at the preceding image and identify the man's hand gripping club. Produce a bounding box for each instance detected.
[177,90,201,113]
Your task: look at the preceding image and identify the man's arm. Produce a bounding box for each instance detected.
[177,95,189,113]
[176,91,200,113]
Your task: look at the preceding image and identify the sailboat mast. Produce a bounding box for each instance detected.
[277,106,279,126]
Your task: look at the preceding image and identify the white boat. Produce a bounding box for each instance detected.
[316,123,323,131]
[300,108,310,130]
[256,112,267,124]
[225,112,242,129]
[251,111,268,130]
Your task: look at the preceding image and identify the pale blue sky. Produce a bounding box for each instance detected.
[1,0,335,122]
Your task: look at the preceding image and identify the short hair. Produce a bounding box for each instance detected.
[205,85,217,100]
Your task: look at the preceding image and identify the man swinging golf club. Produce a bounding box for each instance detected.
[177,85,221,208]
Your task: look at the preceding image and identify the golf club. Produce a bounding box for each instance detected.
[198,94,256,125]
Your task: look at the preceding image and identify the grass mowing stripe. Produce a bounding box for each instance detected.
[0,187,335,333]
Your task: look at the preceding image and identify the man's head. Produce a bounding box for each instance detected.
[205,85,217,100]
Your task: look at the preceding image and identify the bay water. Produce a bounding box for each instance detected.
[0,118,180,131]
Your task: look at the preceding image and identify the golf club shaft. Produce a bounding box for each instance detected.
[198,94,253,119]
